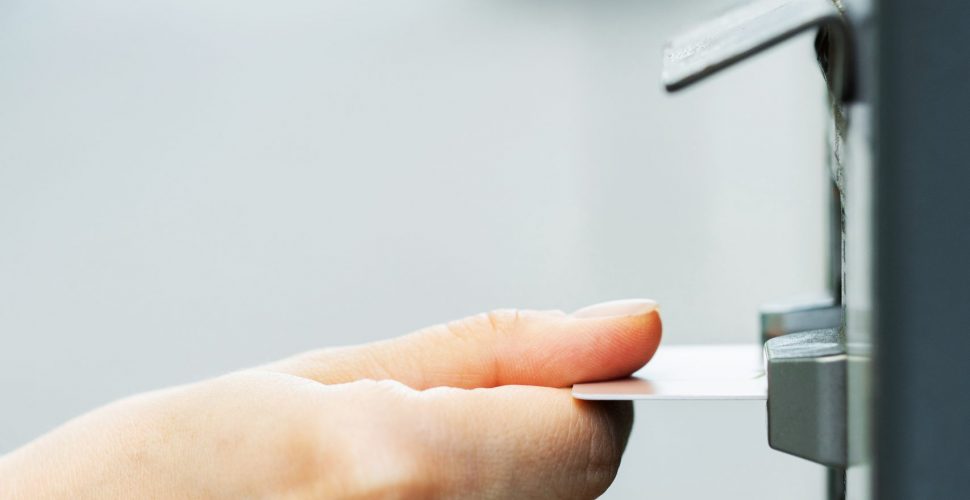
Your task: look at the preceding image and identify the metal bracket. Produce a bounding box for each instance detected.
[662,0,853,100]
[760,296,843,344]
[765,329,847,468]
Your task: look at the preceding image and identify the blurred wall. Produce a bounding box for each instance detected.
[0,0,829,497]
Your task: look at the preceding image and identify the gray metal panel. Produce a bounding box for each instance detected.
[765,329,848,468]
[875,0,970,498]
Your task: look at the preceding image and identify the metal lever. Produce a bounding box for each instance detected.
[662,0,853,100]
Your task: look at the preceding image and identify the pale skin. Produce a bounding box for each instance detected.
[0,299,661,499]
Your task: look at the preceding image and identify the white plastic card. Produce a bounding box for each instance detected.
[572,344,767,400]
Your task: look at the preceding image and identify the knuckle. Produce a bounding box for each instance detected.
[442,309,520,341]
[443,317,478,342]
[483,309,521,337]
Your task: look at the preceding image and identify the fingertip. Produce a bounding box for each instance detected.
[508,304,662,387]
[568,298,662,376]
[576,308,662,382]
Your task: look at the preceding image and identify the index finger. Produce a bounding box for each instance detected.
[269,299,662,390]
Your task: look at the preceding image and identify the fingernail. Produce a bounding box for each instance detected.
[571,298,658,319]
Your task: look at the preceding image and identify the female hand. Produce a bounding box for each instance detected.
[0,299,661,499]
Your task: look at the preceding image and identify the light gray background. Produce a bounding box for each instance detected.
[0,0,829,498]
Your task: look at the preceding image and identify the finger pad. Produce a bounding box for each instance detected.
[519,311,663,386]
[589,311,663,380]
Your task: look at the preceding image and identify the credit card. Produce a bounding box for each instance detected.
[572,344,767,400]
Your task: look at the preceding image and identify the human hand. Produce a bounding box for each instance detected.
[0,299,661,499]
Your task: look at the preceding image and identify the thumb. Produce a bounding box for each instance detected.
[269,298,661,390]
[331,381,634,499]
[418,385,634,499]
